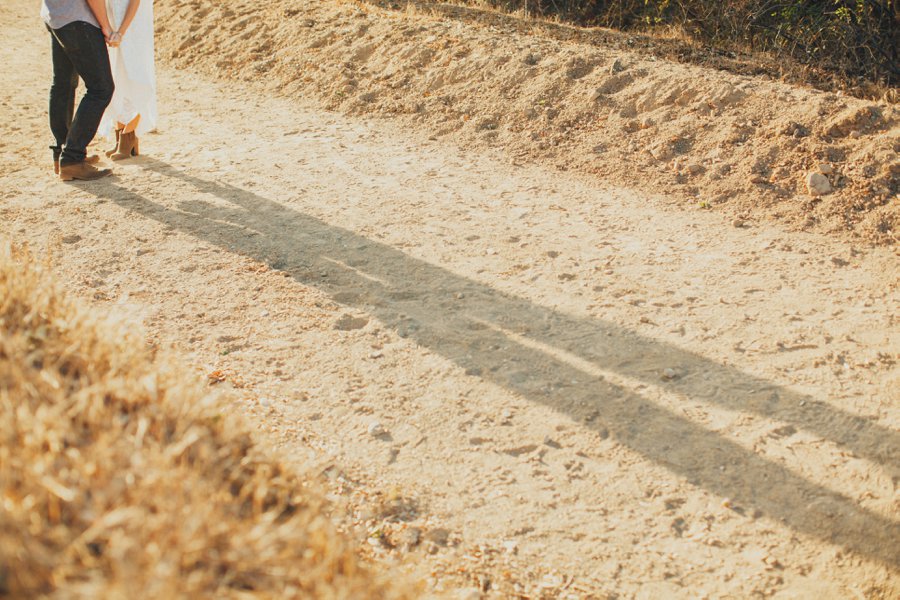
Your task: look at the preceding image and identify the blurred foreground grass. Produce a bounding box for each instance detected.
[0,242,417,599]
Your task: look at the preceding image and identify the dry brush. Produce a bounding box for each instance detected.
[0,243,417,599]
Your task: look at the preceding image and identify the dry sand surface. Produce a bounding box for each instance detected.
[2,0,900,597]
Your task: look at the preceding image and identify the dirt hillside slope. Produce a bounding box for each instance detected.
[156,0,898,244]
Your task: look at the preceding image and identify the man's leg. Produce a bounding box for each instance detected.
[48,27,79,172]
[50,22,114,166]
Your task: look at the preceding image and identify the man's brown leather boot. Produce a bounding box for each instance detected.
[59,161,112,181]
[54,154,101,175]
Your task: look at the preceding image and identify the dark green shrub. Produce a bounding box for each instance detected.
[467,1,899,89]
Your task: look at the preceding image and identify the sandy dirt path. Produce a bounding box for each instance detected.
[2,2,898,598]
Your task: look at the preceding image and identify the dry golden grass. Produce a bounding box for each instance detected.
[0,242,418,599]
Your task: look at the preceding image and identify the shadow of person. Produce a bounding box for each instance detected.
[86,157,899,567]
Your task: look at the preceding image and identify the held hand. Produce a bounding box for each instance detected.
[107,31,122,47]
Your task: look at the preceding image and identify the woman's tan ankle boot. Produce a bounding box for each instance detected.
[110,131,139,161]
[105,128,123,158]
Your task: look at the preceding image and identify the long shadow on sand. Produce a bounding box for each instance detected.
[86,158,899,567]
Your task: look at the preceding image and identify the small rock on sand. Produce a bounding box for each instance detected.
[806,172,832,196]
[686,163,705,176]
[400,527,422,549]
[334,314,369,331]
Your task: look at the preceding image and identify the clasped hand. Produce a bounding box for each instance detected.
[104,30,123,47]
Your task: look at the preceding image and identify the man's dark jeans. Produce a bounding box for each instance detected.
[48,21,114,165]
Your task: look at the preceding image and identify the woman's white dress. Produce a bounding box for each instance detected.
[99,0,157,137]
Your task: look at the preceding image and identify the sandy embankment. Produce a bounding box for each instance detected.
[157,0,898,245]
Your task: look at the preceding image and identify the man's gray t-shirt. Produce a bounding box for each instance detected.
[41,0,100,30]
